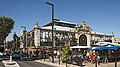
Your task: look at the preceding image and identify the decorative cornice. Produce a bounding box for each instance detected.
[75,21,91,33]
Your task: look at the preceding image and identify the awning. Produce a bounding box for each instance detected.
[88,45,120,50]
[109,43,120,46]
[96,42,120,46]
[70,46,91,49]
[92,46,107,50]
[96,42,110,46]
[106,45,120,50]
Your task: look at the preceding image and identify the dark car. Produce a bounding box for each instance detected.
[12,52,21,60]
[0,56,2,61]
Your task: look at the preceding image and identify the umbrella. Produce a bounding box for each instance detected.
[94,46,107,50]
[88,45,120,51]
[106,45,120,50]
[88,46,107,50]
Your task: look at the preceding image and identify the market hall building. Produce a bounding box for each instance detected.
[18,19,115,51]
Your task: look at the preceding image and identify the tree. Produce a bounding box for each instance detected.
[0,16,15,42]
[61,46,71,63]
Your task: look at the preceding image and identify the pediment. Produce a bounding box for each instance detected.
[75,21,91,32]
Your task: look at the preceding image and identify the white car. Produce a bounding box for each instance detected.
[0,52,3,56]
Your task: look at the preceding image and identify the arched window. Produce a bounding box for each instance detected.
[79,35,87,46]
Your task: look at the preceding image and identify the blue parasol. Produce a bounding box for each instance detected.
[88,45,120,50]
[106,45,120,50]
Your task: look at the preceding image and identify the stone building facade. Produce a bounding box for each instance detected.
[18,20,115,51]
[74,21,114,47]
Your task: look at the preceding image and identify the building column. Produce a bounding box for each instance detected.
[34,22,40,48]
[112,32,115,43]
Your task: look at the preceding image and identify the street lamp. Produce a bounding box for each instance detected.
[21,26,26,31]
[46,2,54,63]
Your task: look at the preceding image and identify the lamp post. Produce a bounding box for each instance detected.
[21,26,27,52]
[21,26,26,31]
[46,2,54,63]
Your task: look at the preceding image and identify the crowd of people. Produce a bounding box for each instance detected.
[18,49,101,64]
[15,49,61,61]
[70,49,102,65]
[6,48,109,65]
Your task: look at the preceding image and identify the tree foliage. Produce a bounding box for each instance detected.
[0,16,15,42]
[61,46,71,62]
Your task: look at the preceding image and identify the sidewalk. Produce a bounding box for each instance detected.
[35,58,120,67]
[35,58,80,67]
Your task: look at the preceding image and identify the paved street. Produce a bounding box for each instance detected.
[0,61,5,67]
[1,59,120,67]
[35,59,120,67]
[17,61,55,67]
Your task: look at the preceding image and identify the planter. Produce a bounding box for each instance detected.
[6,62,16,65]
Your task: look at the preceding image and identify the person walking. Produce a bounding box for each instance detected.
[97,54,100,65]
[57,50,60,59]
[86,51,90,62]
[90,51,94,64]
[104,56,108,63]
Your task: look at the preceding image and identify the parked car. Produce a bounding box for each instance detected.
[0,56,2,61]
[12,52,21,60]
[0,58,2,61]
[0,52,3,61]
[0,52,3,56]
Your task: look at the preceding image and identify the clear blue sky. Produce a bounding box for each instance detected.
[0,0,120,41]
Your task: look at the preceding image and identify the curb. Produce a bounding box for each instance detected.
[35,60,66,67]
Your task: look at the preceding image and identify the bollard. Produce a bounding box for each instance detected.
[66,58,67,67]
[115,60,117,67]
[95,56,97,67]
[44,55,45,61]
[59,55,60,65]
[80,56,83,67]
[10,55,12,62]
